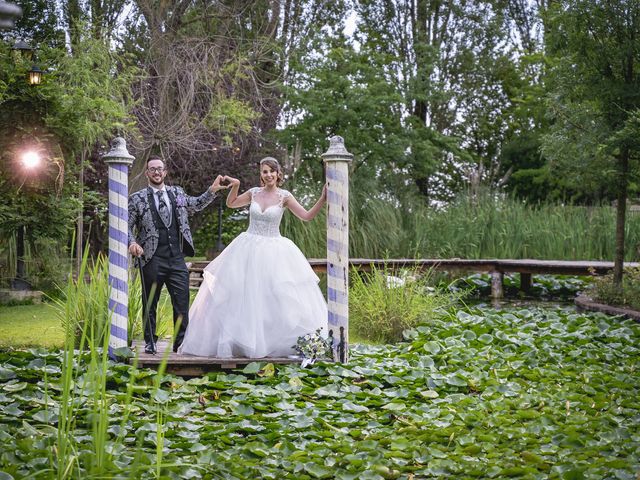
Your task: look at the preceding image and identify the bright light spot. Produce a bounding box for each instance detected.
[21,151,41,169]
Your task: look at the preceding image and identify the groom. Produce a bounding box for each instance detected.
[128,157,227,354]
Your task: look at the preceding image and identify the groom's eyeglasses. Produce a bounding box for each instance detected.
[147,167,165,173]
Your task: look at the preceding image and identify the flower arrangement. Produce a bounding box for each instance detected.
[293,328,333,367]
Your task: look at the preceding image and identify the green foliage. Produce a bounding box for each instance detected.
[283,186,640,261]
[350,265,459,343]
[278,34,459,199]
[205,97,261,145]
[588,267,640,310]
[0,306,639,478]
[0,31,137,286]
[541,0,640,198]
[52,251,112,349]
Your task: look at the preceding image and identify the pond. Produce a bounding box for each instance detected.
[0,303,638,479]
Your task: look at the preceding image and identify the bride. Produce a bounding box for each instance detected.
[178,157,328,358]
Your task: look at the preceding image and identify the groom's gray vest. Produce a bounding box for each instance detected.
[149,189,182,259]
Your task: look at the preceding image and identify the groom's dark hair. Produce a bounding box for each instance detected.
[147,157,165,167]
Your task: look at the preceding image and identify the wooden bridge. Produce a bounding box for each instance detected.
[189,258,639,298]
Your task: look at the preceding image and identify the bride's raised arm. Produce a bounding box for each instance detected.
[285,184,327,222]
[225,176,252,208]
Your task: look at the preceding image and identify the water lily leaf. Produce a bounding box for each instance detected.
[304,463,333,479]
[232,403,255,416]
[258,364,275,377]
[424,342,441,355]
[242,362,262,374]
[152,389,170,404]
[382,402,406,411]
[289,376,304,387]
[478,334,493,344]
[3,382,28,393]
[420,390,439,399]
[446,374,467,387]
[342,401,369,413]
[0,367,16,381]
[245,441,270,457]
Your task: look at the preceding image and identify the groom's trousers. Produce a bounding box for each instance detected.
[141,216,190,352]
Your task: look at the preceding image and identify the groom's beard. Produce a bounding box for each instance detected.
[149,177,164,188]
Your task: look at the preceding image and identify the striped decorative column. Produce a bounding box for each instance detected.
[102,138,135,360]
[322,136,353,363]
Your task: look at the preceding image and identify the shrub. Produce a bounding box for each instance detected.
[349,265,460,343]
[588,267,640,310]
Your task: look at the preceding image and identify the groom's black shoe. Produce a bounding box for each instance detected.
[144,343,156,354]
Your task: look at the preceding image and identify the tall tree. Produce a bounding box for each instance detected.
[541,0,640,283]
[126,0,346,197]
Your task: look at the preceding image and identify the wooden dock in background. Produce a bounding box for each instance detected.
[132,340,299,376]
[188,258,639,298]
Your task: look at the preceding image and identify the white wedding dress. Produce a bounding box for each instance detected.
[178,187,328,358]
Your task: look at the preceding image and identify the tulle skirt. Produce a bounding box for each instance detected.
[178,232,328,358]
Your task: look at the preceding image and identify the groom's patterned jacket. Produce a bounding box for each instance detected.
[128,185,216,267]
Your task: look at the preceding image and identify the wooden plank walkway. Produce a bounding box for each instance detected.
[131,340,300,376]
[188,258,640,298]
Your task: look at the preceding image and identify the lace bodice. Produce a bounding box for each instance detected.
[246,187,290,237]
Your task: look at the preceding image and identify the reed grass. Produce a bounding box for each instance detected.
[49,246,174,478]
[282,188,640,261]
[349,265,462,343]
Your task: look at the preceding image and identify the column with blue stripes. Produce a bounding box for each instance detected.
[102,138,135,360]
[321,136,353,362]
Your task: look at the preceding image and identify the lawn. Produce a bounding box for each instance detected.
[0,302,64,348]
[0,292,179,349]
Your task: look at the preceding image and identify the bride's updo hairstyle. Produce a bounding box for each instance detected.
[259,157,285,186]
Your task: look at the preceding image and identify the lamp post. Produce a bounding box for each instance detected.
[103,138,135,359]
[0,1,21,30]
[215,197,225,252]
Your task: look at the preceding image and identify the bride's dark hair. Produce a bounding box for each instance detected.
[259,157,284,186]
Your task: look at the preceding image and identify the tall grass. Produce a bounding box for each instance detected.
[349,265,462,343]
[282,189,640,261]
[49,247,173,478]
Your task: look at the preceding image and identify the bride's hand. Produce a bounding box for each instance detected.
[225,175,241,186]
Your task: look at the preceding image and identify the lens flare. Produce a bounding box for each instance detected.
[21,151,41,169]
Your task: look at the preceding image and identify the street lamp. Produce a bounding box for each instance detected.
[12,39,33,60]
[11,39,45,86]
[28,65,42,85]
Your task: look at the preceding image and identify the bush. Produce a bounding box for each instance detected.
[588,267,640,310]
[349,265,460,343]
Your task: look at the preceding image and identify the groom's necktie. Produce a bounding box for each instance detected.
[156,191,171,227]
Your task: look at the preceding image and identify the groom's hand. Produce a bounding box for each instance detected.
[210,175,230,193]
[129,242,143,257]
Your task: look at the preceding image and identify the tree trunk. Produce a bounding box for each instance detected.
[613,147,629,285]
